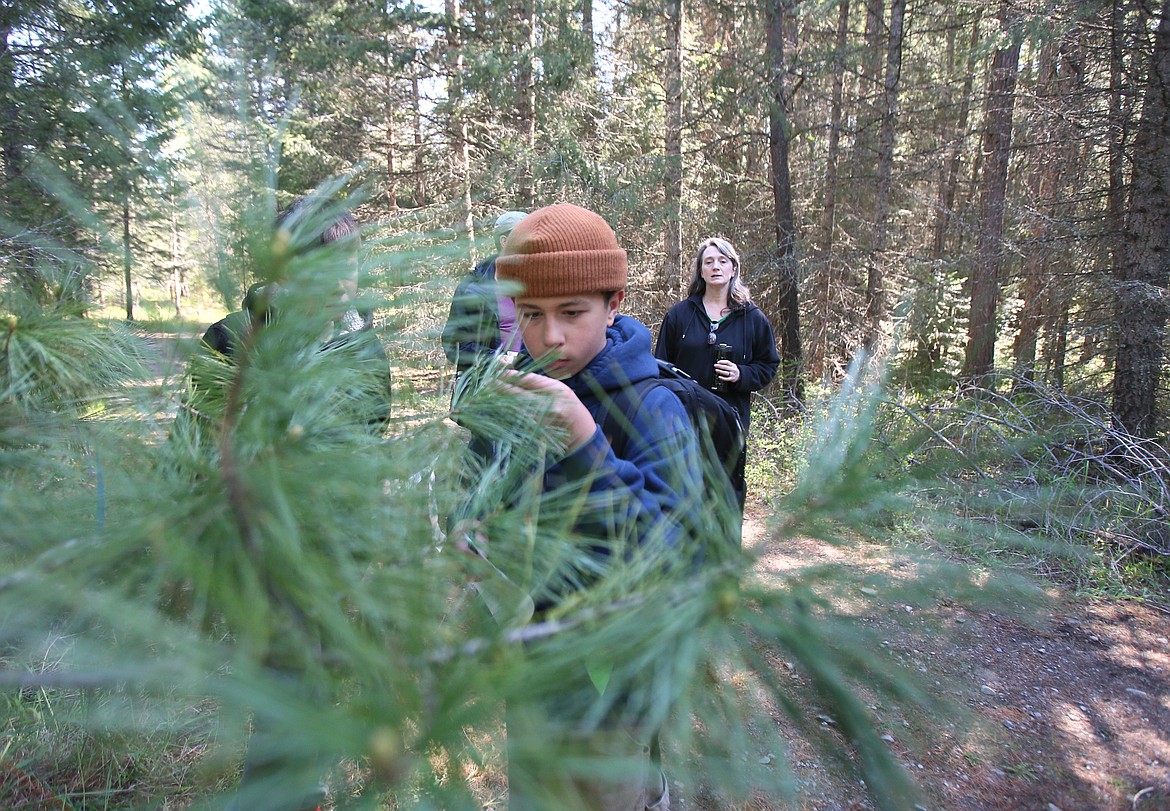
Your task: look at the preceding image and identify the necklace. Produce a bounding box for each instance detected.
[704,300,730,345]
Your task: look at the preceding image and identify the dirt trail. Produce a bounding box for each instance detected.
[737,510,1170,811]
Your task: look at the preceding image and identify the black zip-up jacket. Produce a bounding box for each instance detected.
[654,294,780,431]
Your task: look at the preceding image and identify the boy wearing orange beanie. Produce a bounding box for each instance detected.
[492,203,703,811]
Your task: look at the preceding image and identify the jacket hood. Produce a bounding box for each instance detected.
[564,314,658,398]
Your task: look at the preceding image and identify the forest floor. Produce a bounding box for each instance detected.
[733,509,1170,811]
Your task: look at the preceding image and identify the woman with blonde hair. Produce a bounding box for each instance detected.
[655,237,780,503]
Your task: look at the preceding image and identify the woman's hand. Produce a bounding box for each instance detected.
[714,360,740,385]
[501,370,596,453]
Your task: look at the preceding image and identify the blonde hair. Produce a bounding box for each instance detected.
[687,237,751,309]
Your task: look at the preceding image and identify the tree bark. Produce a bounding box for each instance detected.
[445,0,474,239]
[123,197,134,322]
[120,66,134,322]
[912,12,979,376]
[961,3,1020,385]
[1112,0,1170,437]
[384,12,399,212]
[810,0,849,380]
[412,70,425,207]
[518,0,537,208]
[385,62,398,211]
[0,17,20,194]
[663,0,684,298]
[171,193,183,318]
[855,0,885,174]
[864,0,905,349]
[930,12,981,261]
[1012,35,1060,385]
[582,0,595,76]
[1106,0,1130,278]
[765,0,803,403]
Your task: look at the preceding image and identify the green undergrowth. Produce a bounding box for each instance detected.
[747,376,1170,609]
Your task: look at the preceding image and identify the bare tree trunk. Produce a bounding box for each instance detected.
[1012,35,1060,385]
[445,0,474,239]
[120,64,135,322]
[1112,0,1170,437]
[855,0,885,174]
[1105,0,1137,378]
[0,17,20,195]
[123,197,134,322]
[864,0,905,349]
[412,70,425,207]
[663,0,684,298]
[765,0,803,404]
[385,71,398,211]
[582,0,595,76]
[518,0,537,208]
[810,0,849,380]
[1048,304,1069,389]
[910,12,979,376]
[931,12,981,260]
[961,3,1020,385]
[171,193,182,319]
[384,17,399,212]
[0,17,39,296]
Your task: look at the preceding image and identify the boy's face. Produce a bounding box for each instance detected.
[516,291,623,379]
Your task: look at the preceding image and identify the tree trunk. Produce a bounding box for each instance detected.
[171,194,182,319]
[663,0,684,298]
[412,71,425,207]
[1107,0,1130,278]
[123,197,134,322]
[1012,35,1060,385]
[518,0,537,208]
[0,18,20,194]
[1045,302,1069,390]
[445,0,474,239]
[930,12,981,260]
[855,0,885,174]
[810,0,849,380]
[961,3,1020,385]
[1,18,42,296]
[864,0,905,349]
[582,0,595,76]
[1112,0,1170,438]
[765,0,803,404]
[912,12,979,375]
[385,66,398,211]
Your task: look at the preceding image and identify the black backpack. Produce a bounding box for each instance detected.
[599,360,746,534]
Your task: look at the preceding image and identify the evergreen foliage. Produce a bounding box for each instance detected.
[0,186,1015,810]
[2,0,1169,807]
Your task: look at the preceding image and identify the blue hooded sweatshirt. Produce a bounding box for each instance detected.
[528,315,704,602]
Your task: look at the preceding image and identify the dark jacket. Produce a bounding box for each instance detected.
[201,283,271,357]
[525,315,704,606]
[442,257,505,372]
[654,295,780,432]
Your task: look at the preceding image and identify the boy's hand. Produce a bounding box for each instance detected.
[502,370,596,453]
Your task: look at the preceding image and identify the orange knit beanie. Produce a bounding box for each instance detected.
[495,204,627,297]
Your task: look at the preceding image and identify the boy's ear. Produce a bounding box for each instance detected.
[605,290,624,325]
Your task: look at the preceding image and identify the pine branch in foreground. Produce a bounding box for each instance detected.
[1,207,1052,811]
